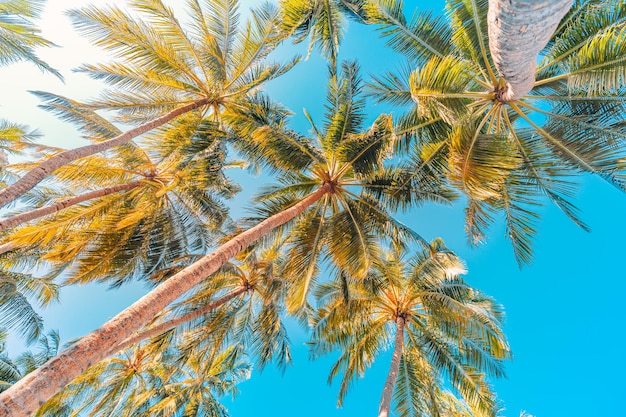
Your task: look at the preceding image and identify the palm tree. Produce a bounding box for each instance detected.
[0,0,298,209]
[0,0,59,77]
[37,245,284,416]
[167,239,293,374]
[0,61,449,417]
[245,62,455,315]
[310,241,510,417]
[1,95,239,288]
[365,0,626,263]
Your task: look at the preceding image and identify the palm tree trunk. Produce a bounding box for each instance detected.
[378,316,406,417]
[0,98,210,209]
[487,0,573,101]
[112,286,248,354]
[0,180,142,232]
[0,243,16,256]
[0,182,331,417]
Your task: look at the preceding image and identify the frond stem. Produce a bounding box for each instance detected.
[460,105,499,189]
[535,56,626,86]
[509,102,598,173]
[469,0,497,84]
[516,100,626,141]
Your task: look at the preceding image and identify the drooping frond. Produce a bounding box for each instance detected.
[0,0,60,77]
[283,205,327,314]
[464,198,494,247]
[364,0,452,64]
[448,119,521,202]
[0,272,44,343]
[223,94,320,173]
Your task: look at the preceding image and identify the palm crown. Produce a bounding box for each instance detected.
[310,241,510,416]
[0,0,299,209]
[2,95,238,289]
[35,342,249,417]
[249,61,455,314]
[68,0,298,127]
[363,0,626,263]
[131,238,293,375]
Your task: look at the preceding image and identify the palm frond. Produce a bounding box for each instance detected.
[445,0,494,83]
[0,0,60,77]
[448,122,521,202]
[409,55,479,124]
[538,1,626,80]
[0,274,44,343]
[323,61,365,150]
[564,26,626,95]
[364,0,452,63]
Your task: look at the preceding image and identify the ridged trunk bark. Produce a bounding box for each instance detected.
[0,98,210,209]
[112,286,248,354]
[488,0,573,101]
[0,180,142,232]
[378,316,406,417]
[0,183,331,417]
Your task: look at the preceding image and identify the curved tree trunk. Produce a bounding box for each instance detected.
[0,183,331,417]
[0,243,16,256]
[0,98,210,209]
[112,286,248,354]
[378,316,406,417]
[487,0,573,101]
[0,180,142,232]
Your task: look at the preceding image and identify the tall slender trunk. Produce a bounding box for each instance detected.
[487,0,573,101]
[0,183,331,417]
[0,180,142,232]
[378,316,406,417]
[0,98,210,209]
[112,286,248,354]
[0,243,16,256]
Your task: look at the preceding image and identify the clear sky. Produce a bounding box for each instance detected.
[2,1,625,416]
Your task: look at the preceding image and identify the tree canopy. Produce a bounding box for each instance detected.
[0,1,624,416]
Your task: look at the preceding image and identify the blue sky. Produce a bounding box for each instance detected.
[2,1,626,416]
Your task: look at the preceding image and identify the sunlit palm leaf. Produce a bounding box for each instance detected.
[0,0,60,77]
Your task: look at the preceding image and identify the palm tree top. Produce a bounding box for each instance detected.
[67,0,299,123]
[245,60,455,313]
[311,242,510,415]
[363,0,626,264]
